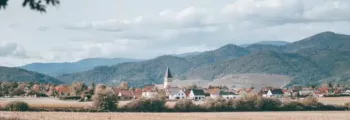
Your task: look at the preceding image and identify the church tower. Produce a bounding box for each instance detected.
[164,67,173,88]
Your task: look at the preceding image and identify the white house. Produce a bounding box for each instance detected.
[142,85,158,98]
[266,89,284,98]
[208,89,221,98]
[220,91,240,99]
[189,89,206,101]
[343,89,350,95]
[142,90,158,98]
[167,87,186,100]
[118,90,134,100]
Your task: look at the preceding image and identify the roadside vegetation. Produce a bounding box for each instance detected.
[1,94,348,112]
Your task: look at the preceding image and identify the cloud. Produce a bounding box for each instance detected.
[67,0,350,35]
[2,0,350,67]
[56,0,350,59]
[0,42,28,58]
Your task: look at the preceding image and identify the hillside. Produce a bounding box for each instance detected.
[184,44,250,66]
[57,31,350,86]
[58,55,193,86]
[240,41,290,47]
[185,51,329,85]
[246,44,284,52]
[21,58,141,76]
[285,31,350,52]
[171,52,202,57]
[285,31,350,83]
[0,66,63,84]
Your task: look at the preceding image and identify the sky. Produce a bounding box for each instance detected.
[1,0,350,67]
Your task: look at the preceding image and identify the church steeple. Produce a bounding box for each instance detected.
[164,67,172,78]
[164,67,173,88]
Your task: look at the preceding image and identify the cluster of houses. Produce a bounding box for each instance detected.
[112,68,350,101]
[2,68,349,101]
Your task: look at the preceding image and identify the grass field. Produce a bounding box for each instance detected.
[0,111,350,120]
[1,97,349,109]
[318,97,350,105]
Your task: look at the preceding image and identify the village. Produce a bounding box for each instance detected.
[1,68,349,102]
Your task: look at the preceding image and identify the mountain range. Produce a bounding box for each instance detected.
[56,31,350,87]
[0,66,62,84]
[239,41,290,47]
[20,58,141,76]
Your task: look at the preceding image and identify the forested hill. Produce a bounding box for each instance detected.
[0,66,63,84]
[57,31,350,87]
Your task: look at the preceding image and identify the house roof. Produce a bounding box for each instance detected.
[119,90,134,97]
[114,88,121,94]
[208,88,221,95]
[259,89,269,95]
[192,89,205,95]
[164,67,172,78]
[270,89,284,94]
[220,91,237,95]
[184,89,191,97]
[167,87,182,95]
[143,85,156,92]
[283,89,290,93]
[133,89,143,98]
[237,88,254,94]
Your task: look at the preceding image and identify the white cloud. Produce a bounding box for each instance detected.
[2,0,350,67]
[0,42,28,58]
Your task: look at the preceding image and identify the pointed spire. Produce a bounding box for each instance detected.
[164,67,172,78]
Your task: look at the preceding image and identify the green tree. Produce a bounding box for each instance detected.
[10,88,26,96]
[92,84,118,111]
[70,82,87,96]
[0,0,59,12]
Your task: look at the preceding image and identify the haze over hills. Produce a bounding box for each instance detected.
[56,31,350,87]
[20,58,142,76]
[0,66,63,84]
[240,41,290,47]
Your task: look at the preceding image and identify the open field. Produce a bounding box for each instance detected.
[318,97,350,105]
[0,97,349,109]
[1,111,350,120]
[0,98,91,109]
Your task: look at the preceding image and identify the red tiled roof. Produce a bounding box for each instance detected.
[237,88,254,94]
[208,88,220,95]
[143,85,156,92]
[114,88,121,94]
[184,89,191,97]
[133,89,143,98]
[119,90,134,97]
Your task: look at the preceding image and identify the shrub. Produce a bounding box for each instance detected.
[201,97,234,111]
[281,101,305,111]
[261,98,282,111]
[123,98,166,112]
[233,94,263,111]
[301,95,319,106]
[174,99,198,112]
[4,101,29,111]
[92,85,118,111]
[318,104,346,111]
[345,102,350,109]
[58,96,81,100]
[10,88,26,96]
[35,92,48,97]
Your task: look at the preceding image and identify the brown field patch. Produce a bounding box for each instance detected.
[1,97,350,110]
[318,97,350,105]
[0,111,350,120]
